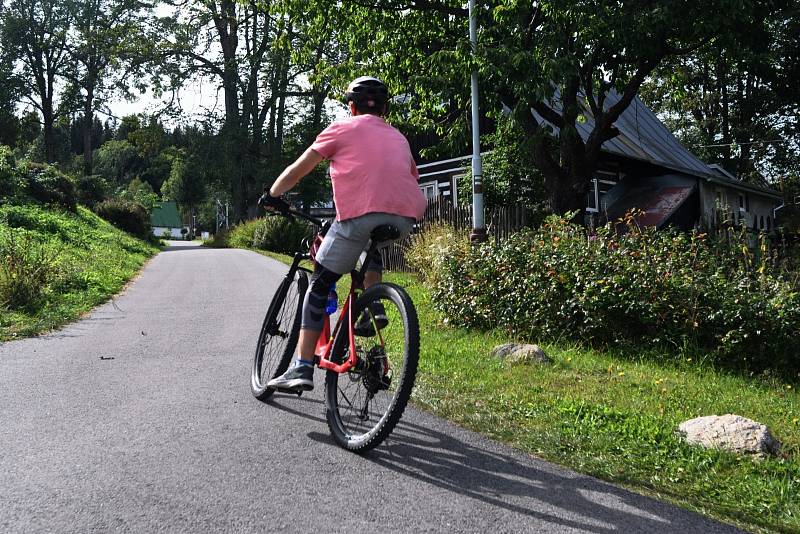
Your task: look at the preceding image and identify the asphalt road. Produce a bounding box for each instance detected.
[0,241,745,533]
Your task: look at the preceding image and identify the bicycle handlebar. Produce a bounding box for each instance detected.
[286,206,323,227]
[259,196,324,227]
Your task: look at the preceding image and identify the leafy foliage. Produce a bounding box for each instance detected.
[310,0,788,213]
[226,219,260,249]
[22,162,77,211]
[76,174,111,208]
[0,226,62,311]
[641,4,799,182]
[456,116,547,213]
[409,216,800,372]
[161,151,206,214]
[0,145,24,202]
[93,198,151,239]
[117,177,158,212]
[251,216,313,255]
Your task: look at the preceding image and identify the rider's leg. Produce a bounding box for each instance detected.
[267,264,340,391]
[364,270,381,288]
[297,327,321,362]
[298,263,341,361]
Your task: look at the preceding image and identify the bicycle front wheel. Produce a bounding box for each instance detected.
[251,270,308,400]
[325,282,420,453]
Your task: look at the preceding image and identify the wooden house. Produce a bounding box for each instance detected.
[413,93,781,231]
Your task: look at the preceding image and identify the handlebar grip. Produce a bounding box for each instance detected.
[258,193,290,213]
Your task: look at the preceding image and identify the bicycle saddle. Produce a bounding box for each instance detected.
[371,224,401,242]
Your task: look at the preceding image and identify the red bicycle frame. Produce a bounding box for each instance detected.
[281,208,390,376]
[313,272,387,374]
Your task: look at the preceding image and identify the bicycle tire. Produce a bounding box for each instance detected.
[251,270,308,400]
[325,282,419,453]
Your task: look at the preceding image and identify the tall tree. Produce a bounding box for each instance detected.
[297,0,789,215]
[0,17,21,147]
[2,0,72,162]
[162,150,207,220]
[157,0,336,220]
[157,0,279,221]
[64,0,153,175]
[641,5,800,183]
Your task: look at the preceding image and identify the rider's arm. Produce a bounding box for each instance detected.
[269,147,324,197]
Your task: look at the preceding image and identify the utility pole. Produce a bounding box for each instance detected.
[468,0,486,243]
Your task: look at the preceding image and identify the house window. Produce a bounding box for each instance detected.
[760,215,765,230]
[419,181,438,200]
[767,216,772,230]
[586,171,619,213]
[451,174,464,205]
[738,193,750,213]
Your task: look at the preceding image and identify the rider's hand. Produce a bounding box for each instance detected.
[258,190,290,213]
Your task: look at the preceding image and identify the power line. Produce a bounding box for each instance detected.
[694,139,789,148]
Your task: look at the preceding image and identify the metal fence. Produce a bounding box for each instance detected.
[381,197,535,272]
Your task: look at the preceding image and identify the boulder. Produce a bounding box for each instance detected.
[491,343,552,364]
[677,414,781,457]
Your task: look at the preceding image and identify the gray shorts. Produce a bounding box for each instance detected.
[316,212,414,274]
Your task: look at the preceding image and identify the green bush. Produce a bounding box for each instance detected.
[22,162,77,211]
[203,229,230,248]
[409,214,800,373]
[227,218,260,249]
[76,174,110,208]
[94,199,151,239]
[0,145,23,203]
[251,216,312,254]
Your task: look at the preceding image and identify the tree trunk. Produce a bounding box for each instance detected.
[83,82,94,175]
[42,101,56,163]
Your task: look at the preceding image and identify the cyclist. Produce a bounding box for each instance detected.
[260,76,426,392]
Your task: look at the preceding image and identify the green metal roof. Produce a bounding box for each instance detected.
[151,201,183,228]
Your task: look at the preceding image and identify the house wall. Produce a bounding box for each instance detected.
[153,226,187,238]
[417,154,781,232]
[417,155,473,204]
[698,182,779,231]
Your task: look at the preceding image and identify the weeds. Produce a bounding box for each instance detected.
[0,227,61,311]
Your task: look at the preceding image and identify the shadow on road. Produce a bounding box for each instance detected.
[160,243,209,252]
[262,394,328,425]
[306,418,741,533]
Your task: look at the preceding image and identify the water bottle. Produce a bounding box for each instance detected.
[325,283,338,314]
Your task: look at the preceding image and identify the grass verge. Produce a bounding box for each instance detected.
[0,204,159,341]
[244,248,799,533]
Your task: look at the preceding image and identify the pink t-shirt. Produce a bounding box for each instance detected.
[310,114,427,222]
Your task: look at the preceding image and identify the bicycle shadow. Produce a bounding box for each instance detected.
[266,393,328,425]
[307,418,742,533]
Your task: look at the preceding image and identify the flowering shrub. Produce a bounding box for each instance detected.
[409,215,800,372]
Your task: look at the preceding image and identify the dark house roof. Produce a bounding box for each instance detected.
[532,90,781,199]
[151,201,183,228]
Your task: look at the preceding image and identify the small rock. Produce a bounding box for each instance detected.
[677,414,781,457]
[491,343,552,365]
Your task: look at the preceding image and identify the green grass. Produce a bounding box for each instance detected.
[233,247,800,532]
[394,270,799,534]
[0,204,159,340]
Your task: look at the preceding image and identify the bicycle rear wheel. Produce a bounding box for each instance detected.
[251,270,308,400]
[325,283,419,453]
